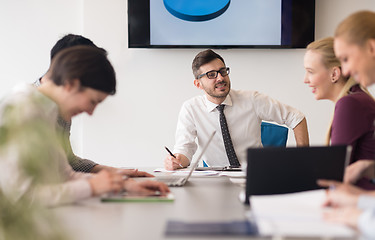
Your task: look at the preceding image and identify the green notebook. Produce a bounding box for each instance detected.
[101,192,174,203]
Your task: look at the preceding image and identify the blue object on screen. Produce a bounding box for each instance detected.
[261,122,288,147]
[163,0,231,22]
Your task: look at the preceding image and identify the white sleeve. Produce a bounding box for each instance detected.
[33,180,92,207]
[358,195,375,210]
[252,91,305,129]
[38,159,93,207]
[0,148,92,208]
[33,145,93,207]
[173,102,198,162]
[358,208,375,239]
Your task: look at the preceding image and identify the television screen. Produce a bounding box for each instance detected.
[128,0,315,49]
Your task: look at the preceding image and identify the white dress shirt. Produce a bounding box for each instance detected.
[358,195,375,239]
[0,84,92,207]
[173,89,305,166]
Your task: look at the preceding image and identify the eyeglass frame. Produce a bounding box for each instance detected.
[197,67,230,79]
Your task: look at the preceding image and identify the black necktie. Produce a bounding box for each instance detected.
[216,104,241,167]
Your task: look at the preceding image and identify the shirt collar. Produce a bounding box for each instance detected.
[204,91,233,112]
[33,78,42,87]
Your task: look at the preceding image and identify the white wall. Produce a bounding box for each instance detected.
[1,0,374,168]
[0,0,83,90]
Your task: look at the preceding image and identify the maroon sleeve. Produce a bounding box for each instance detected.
[331,96,369,146]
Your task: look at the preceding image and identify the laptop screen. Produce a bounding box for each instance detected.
[245,145,351,204]
[184,131,216,182]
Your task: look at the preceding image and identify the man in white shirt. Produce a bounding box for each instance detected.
[164,49,309,170]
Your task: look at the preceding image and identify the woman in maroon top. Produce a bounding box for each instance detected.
[331,85,375,162]
[315,11,375,233]
[304,37,375,188]
[304,37,375,161]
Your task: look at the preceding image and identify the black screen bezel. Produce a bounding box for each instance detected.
[128,0,315,49]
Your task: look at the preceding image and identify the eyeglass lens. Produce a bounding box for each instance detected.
[207,68,229,79]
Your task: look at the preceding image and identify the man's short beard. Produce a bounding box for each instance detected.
[205,81,230,99]
[207,90,229,99]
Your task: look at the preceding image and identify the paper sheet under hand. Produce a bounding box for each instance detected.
[154,168,245,177]
[153,168,219,176]
[247,189,357,238]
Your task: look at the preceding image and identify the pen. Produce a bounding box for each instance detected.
[164,146,183,168]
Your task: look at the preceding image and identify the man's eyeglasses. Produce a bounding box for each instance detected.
[197,67,230,79]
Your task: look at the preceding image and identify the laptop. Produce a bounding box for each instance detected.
[245,145,351,204]
[155,131,216,187]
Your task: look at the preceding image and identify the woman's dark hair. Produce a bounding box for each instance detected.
[48,45,116,95]
[192,49,225,79]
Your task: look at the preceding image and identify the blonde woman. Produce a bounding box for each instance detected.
[304,37,375,168]
[317,11,375,238]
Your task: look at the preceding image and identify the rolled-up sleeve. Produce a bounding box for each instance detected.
[252,91,305,129]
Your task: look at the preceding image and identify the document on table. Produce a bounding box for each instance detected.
[153,168,245,177]
[248,189,357,238]
[153,168,219,176]
[219,171,246,178]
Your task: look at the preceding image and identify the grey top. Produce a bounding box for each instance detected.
[34,79,98,172]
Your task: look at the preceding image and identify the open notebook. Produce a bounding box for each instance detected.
[248,189,356,238]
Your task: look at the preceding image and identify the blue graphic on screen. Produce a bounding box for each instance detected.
[150,0,282,46]
[163,0,231,22]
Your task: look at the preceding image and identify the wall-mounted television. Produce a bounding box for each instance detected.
[128,0,315,49]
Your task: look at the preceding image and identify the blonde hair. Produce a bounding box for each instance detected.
[307,37,341,69]
[335,10,375,46]
[307,37,372,144]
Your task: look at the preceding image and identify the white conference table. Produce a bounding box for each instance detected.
[51,171,356,240]
[52,173,258,240]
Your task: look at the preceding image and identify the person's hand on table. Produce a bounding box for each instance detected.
[323,206,362,229]
[117,168,154,177]
[317,179,364,208]
[89,170,124,196]
[123,179,170,196]
[91,165,154,177]
[344,160,375,184]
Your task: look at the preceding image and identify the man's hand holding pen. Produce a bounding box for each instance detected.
[164,147,185,170]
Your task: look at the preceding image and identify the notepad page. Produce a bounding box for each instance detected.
[248,189,357,238]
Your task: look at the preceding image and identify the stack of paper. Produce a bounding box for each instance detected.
[248,189,357,239]
[153,168,219,176]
